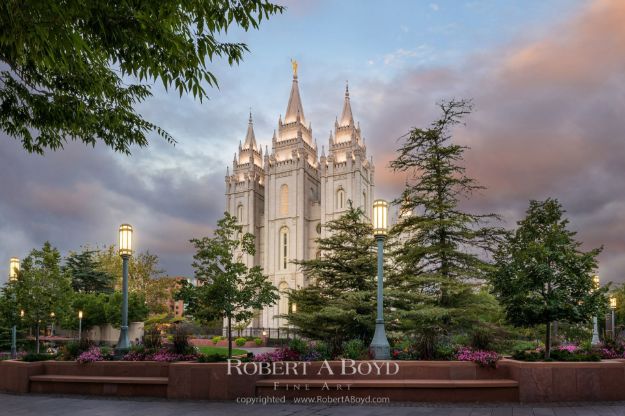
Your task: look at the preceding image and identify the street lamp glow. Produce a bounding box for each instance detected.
[372,200,389,237]
[50,312,55,318]
[291,303,297,313]
[592,275,600,290]
[78,311,83,319]
[9,257,19,280]
[20,310,24,318]
[119,224,133,256]
[610,297,617,310]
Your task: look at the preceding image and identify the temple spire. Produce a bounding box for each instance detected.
[284,62,306,124]
[242,110,258,151]
[339,81,354,127]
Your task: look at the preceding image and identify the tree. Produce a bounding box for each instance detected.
[177,212,278,357]
[94,246,169,315]
[14,242,73,353]
[490,198,606,358]
[287,203,376,354]
[64,292,148,333]
[0,0,284,154]
[387,99,504,340]
[64,250,115,293]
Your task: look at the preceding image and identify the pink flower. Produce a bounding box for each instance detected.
[456,347,501,368]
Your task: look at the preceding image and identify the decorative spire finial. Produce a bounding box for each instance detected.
[345,80,349,97]
[291,59,298,77]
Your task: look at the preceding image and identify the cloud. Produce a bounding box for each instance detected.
[430,3,440,12]
[359,0,625,283]
[383,45,433,66]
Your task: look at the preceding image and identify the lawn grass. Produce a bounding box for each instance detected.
[197,346,248,356]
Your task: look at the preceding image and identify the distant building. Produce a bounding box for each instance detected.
[225,63,375,329]
[162,276,196,318]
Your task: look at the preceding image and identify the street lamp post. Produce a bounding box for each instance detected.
[591,275,601,346]
[9,257,19,359]
[50,312,55,337]
[370,199,390,360]
[117,224,133,352]
[78,311,83,340]
[610,297,617,339]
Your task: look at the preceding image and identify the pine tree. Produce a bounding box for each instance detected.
[490,198,606,358]
[388,99,504,339]
[64,250,115,293]
[288,203,376,354]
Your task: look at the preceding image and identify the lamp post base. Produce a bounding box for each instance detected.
[370,320,390,360]
[116,325,130,355]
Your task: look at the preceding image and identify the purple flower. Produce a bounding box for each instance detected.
[456,347,501,368]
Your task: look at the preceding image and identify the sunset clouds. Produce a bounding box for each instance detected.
[1,1,623,283]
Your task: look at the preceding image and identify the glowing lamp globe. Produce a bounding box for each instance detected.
[592,275,600,290]
[119,224,133,256]
[78,311,83,319]
[372,199,389,237]
[291,303,297,313]
[610,297,617,310]
[9,257,19,280]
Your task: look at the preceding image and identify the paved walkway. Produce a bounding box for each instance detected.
[2,394,625,416]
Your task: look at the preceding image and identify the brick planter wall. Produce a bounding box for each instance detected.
[1,359,624,402]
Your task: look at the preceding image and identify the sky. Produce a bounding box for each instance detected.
[2,0,625,284]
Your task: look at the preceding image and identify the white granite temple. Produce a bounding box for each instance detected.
[225,63,375,329]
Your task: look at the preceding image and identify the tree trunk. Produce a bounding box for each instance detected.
[227,316,232,359]
[544,321,551,359]
[35,321,40,354]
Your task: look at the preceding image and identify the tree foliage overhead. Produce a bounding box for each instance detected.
[288,203,376,354]
[177,212,278,357]
[0,0,284,154]
[386,99,505,336]
[490,198,606,358]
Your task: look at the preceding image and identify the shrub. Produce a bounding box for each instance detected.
[143,327,162,351]
[211,336,222,345]
[171,325,193,354]
[21,353,55,362]
[456,347,501,368]
[342,339,367,360]
[311,341,332,360]
[288,338,308,354]
[197,353,227,363]
[512,348,601,362]
[470,328,493,351]
[235,337,247,347]
[59,339,95,361]
[254,338,263,346]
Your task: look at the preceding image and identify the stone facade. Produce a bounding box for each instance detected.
[225,69,375,329]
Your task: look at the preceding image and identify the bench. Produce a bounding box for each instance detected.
[30,375,168,385]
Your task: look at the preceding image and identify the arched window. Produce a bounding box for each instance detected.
[336,187,345,209]
[237,204,244,222]
[279,227,289,270]
[280,184,289,216]
[279,281,289,319]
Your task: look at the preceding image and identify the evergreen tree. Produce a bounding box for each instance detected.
[490,198,606,358]
[288,203,376,354]
[387,99,504,340]
[177,212,279,357]
[65,250,115,293]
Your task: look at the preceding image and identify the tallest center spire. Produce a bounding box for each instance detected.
[284,60,306,124]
